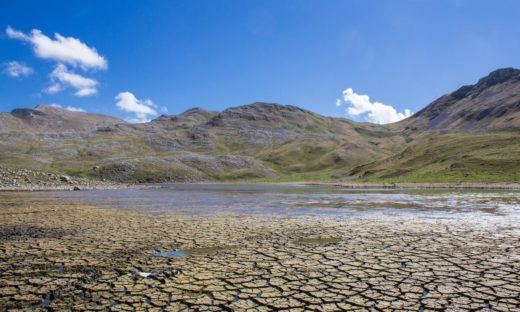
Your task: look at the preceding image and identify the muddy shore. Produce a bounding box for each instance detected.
[308,182,520,190]
[1,164,519,192]
[3,181,520,193]
[1,192,519,311]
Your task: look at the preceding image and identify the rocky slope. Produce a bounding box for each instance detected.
[0,105,125,133]
[0,167,116,190]
[1,68,520,183]
[347,68,520,182]
[399,68,520,132]
[0,102,403,182]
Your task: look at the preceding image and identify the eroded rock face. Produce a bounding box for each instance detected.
[0,194,519,311]
[0,167,113,190]
[401,68,520,132]
[0,102,401,182]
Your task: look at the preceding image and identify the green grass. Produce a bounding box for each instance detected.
[248,170,335,183]
[2,125,520,184]
[354,132,520,183]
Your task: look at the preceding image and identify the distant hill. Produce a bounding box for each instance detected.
[0,105,125,133]
[1,68,520,183]
[400,68,520,132]
[0,101,403,182]
[347,68,520,182]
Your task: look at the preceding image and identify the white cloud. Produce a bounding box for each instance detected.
[74,87,97,97]
[48,64,98,97]
[115,91,157,123]
[6,26,107,70]
[64,106,86,112]
[47,103,86,112]
[337,88,412,124]
[3,61,33,77]
[46,83,63,94]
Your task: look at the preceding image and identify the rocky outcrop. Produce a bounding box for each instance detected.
[0,167,112,190]
[400,68,520,132]
[0,100,402,183]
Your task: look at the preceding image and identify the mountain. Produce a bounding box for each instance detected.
[0,102,403,182]
[0,105,125,133]
[347,68,520,182]
[1,68,520,183]
[399,68,520,132]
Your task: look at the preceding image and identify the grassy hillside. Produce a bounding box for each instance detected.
[345,68,520,184]
[2,68,520,184]
[346,132,520,183]
[0,103,404,182]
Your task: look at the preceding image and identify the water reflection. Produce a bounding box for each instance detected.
[154,250,186,257]
[36,184,520,219]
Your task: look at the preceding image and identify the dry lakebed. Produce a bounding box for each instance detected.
[1,184,520,311]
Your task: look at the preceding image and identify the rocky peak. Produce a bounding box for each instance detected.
[475,67,520,88]
[11,108,46,120]
[212,102,313,122]
[447,68,520,101]
[181,107,210,115]
[151,108,216,128]
[227,102,308,113]
[3,105,125,133]
[401,67,520,132]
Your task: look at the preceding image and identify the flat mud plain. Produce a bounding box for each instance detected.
[1,192,520,311]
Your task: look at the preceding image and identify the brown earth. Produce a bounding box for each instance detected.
[1,193,519,311]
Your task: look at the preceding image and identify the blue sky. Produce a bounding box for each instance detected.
[1,0,519,123]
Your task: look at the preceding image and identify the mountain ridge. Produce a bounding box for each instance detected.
[398,67,520,132]
[1,68,519,183]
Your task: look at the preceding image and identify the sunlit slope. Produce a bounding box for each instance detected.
[346,132,520,182]
[2,68,520,183]
[0,103,403,182]
[346,68,520,183]
[399,68,520,132]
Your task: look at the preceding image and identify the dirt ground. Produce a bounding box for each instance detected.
[1,192,519,311]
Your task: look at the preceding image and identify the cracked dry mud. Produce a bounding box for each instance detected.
[1,193,520,311]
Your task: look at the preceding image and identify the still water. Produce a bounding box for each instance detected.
[44,184,520,219]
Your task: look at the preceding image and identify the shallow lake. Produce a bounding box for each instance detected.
[41,184,520,219]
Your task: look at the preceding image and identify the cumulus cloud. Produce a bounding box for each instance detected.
[336,88,412,124]
[6,26,107,70]
[115,91,158,123]
[47,103,86,112]
[48,64,98,97]
[3,61,33,77]
[65,106,86,112]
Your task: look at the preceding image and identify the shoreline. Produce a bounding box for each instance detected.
[0,183,157,192]
[0,183,135,192]
[301,181,520,190]
[2,180,520,191]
